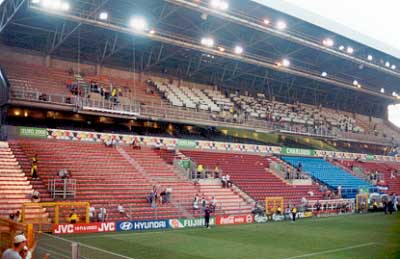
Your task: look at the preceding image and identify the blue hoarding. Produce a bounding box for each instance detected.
[116,219,170,232]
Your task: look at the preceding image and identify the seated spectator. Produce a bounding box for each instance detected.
[193,194,199,211]
[132,138,141,149]
[221,175,227,188]
[68,209,79,224]
[98,207,107,222]
[31,190,40,203]
[307,190,314,197]
[210,196,217,212]
[89,206,96,222]
[58,169,70,179]
[117,204,128,217]
[104,138,113,147]
[111,138,117,147]
[165,186,172,203]
[226,174,232,187]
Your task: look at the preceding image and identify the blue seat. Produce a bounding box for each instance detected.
[281,156,375,198]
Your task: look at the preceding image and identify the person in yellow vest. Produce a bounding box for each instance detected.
[68,209,79,224]
[31,154,38,179]
[291,207,297,222]
[214,164,220,179]
[372,200,378,212]
[276,206,282,215]
[197,164,204,179]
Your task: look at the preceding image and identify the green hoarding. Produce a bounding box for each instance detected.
[176,139,197,149]
[281,147,315,156]
[19,127,47,139]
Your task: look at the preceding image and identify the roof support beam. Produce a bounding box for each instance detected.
[0,0,25,34]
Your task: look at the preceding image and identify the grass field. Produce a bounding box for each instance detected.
[62,213,400,259]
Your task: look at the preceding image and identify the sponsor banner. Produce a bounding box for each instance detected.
[169,217,216,229]
[272,214,285,221]
[303,212,313,218]
[254,214,268,223]
[53,222,116,234]
[216,214,254,225]
[116,219,169,232]
[19,127,47,138]
[282,147,315,156]
[366,154,375,161]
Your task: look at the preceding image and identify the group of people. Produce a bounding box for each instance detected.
[192,193,217,214]
[1,234,49,259]
[9,211,21,223]
[382,193,398,215]
[146,185,173,207]
[88,206,108,223]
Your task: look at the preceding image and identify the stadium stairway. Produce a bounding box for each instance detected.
[340,160,400,194]
[281,156,376,198]
[0,142,48,222]
[182,151,324,207]
[11,139,194,222]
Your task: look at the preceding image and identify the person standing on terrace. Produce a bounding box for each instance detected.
[31,154,38,180]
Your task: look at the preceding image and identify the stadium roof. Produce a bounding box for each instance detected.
[0,0,399,117]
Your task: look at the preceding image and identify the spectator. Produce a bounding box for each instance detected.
[160,189,166,204]
[214,164,220,179]
[210,196,217,212]
[193,194,199,211]
[117,204,128,218]
[226,174,232,188]
[104,138,113,147]
[14,211,21,223]
[9,213,15,221]
[132,138,141,150]
[98,207,107,222]
[221,175,227,188]
[31,154,38,180]
[197,164,204,179]
[19,245,32,259]
[390,170,396,179]
[89,206,96,222]
[291,207,297,223]
[165,186,172,203]
[2,234,27,259]
[201,195,207,211]
[58,169,69,179]
[31,190,40,203]
[276,206,282,215]
[68,209,79,224]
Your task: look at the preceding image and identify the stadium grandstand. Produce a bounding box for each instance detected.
[0,0,399,258]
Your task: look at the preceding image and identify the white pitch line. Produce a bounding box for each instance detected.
[280,242,377,259]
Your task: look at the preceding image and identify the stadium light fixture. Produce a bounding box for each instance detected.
[391,64,396,70]
[210,0,229,11]
[380,88,385,93]
[31,0,41,3]
[234,46,243,54]
[149,29,156,35]
[217,46,225,52]
[393,92,398,97]
[201,37,215,47]
[357,84,362,89]
[40,0,70,11]
[322,38,334,47]
[129,17,147,31]
[276,20,287,30]
[346,47,354,54]
[339,45,345,51]
[282,58,290,67]
[321,72,327,77]
[367,55,373,61]
[385,61,390,67]
[353,80,358,86]
[99,12,108,20]
[263,19,270,25]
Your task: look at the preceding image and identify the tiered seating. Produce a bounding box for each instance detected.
[13,139,191,222]
[203,89,234,111]
[282,157,374,198]
[182,151,323,206]
[2,61,72,96]
[341,160,400,194]
[0,142,48,221]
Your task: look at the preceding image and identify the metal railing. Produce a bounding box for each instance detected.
[48,179,76,199]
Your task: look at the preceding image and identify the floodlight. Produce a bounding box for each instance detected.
[385,61,390,67]
[339,45,345,51]
[219,1,229,10]
[380,88,385,93]
[129,17,147,31]
[346,47,354,54]
[353,80,358,86]
[357,84,361,89]
[31,0,41,3]
[367,55,373,61]
[391,64,396,70]
[322,38,334,47]
[149,29,156,35]
[263,19,270,25]
[282,58,290,67]
[201,37,215,47]
[321,72,327,77]
[218,46,225,52]
[276,20,286,30]
[393,92,398,97]
[234,46,243,54]
[210,0,229,11]
[99,12,108,20]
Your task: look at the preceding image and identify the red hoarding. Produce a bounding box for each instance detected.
[216,214,254,225]
[53,222,116,234]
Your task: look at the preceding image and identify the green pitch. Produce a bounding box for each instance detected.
[67,213,400,259]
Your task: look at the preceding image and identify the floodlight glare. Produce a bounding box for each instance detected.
[218,46,225,52]
[210,0,229,11]
[339,45,345,51]
[346,47,354,54]
[385,61,390,67]
[99,12,108,20]
[357,84,362,89]
[282,58,290,67]
[380,88,385,93]
[234,46,243,54]
[353,80,358,86]
[129,17,147,31]
[393,92,398,97]
[201,37,215,47]
[322,38,334,47]
[321,72,327,77]
[263,19,270,25]
[391,65,396,70]
[219,1,229,10]
[60,2,70,11]
[149,29,156,35]
[32,0,41,3]
[367,55,373,61]
[276,20,287,30]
